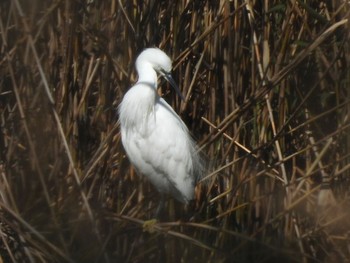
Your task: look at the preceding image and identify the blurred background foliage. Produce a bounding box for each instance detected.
[0,0,349,262]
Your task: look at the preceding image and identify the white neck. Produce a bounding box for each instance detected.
[136,61,158,89]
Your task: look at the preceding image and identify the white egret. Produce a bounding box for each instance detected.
[118,48,203,215]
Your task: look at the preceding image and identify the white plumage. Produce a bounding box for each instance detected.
[118,48,202,204]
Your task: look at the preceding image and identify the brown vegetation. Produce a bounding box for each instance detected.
[0,0,349,262]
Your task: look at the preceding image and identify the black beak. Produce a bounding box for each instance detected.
[159,71,185,100]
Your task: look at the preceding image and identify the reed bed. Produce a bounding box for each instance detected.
[0,0,349,262]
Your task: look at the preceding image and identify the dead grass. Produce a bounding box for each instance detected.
[0,0,349,262]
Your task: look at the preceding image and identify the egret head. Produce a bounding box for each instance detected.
[136,48,172,74]
[135,48,184,99]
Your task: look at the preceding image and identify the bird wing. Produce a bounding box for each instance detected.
[127,97,196,202]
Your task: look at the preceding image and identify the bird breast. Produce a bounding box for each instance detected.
[119,83,156,132]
